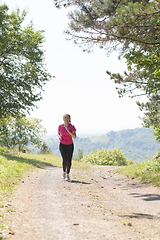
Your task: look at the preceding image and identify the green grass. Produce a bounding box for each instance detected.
[0,152,90,197]
[0,153,58,197]
[118,157,160,186]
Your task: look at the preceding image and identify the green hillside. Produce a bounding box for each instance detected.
[46,128,160,162]
[89,128,159,162]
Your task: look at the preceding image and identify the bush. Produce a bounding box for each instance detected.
[145,156,160,172]
[119,155,160,186]
[0,147,9,153]
[81,148,133,166]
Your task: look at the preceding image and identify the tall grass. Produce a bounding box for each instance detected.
[118,157,160,186]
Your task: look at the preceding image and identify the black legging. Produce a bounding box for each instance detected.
[59,143,74,174]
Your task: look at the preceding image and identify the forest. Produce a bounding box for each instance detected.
[45,128,160,162]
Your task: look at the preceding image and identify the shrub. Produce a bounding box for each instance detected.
[145,156,160,172]
[81,148,133,166]
[0,147,9,153]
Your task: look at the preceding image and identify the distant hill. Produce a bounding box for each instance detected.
[45,128,160,162]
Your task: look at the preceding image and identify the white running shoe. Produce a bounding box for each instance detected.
[62,172,66,179]
[66,174,70,181]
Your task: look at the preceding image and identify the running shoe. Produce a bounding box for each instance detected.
[66,174,70,181]
[62,172,66,179]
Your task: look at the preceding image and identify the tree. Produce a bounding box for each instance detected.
[106,47,160,141]
[138,94,160,142]
[73,148,84,161]
[0,4,52,118]
[0,115,46,151]
[107,49,160,97]
[153,127,160,143]
[54,0,160,140]
[0,116,12,148]
[39,142,52,154]
[54,0,159,52]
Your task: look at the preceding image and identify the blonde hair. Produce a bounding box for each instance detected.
[63,113,71,123]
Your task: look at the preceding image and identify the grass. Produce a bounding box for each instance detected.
[118,157,160,186]
[0,152,90,197]
[0,153,57,198]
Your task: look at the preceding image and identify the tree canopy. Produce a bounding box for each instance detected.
[54,0,160,141]
[54,0,159,52]
[0,114,47,151]
[0,4,52,118]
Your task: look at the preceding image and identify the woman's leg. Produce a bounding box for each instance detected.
[59,143,67,173]
[66,143,74,174]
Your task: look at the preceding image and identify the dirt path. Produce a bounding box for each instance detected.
[8,165,160,240]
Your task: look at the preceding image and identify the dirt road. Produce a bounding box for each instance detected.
[9,165,160,240]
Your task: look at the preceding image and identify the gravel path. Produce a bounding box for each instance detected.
[8,165,160,240]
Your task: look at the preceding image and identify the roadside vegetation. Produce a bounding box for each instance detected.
[118,152,160,186]
[0,151,58,197]
[73,147,160,186]
[0,149,90,198]
[79,148,133,166]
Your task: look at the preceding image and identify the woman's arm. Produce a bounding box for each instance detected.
[65,127,76,138]
[57,131,62,140]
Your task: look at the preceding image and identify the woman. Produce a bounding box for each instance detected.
[58,114,76,180]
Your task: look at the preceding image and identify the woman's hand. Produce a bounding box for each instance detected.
[65,127,76,138]
[57,133,62,140]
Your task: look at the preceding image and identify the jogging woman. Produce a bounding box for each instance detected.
[58,114,76,180]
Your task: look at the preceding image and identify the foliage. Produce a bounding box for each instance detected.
[38,142,52,154]
[54,0,160,141]
[54,0,159,52]
[137,95,160,142]
[153,127,160,143]
[139,95,160,128]
[118,153,160,186]
[106,50,160,142]
[0,155,31,193]
[81,148,133,166]
[0,115,46,151]
[0,4,52,117]
[107,50,160,98]
[0,147,9,153]
[145,158,160,173]
[73,148,84,161]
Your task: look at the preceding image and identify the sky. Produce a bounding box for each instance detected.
[3,0,144,136]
